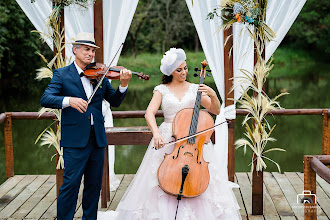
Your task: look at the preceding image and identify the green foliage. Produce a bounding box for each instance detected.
[124,0,196,56]
[0,0,52,100]
[286,0,330,56]
[270,47,329,78]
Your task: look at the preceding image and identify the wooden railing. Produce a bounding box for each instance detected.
[1,109,330,210]
[304,155,330,220]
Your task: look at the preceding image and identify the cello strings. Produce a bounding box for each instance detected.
[160,119,230,148]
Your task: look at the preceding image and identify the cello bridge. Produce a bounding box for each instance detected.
[184,152,194,157]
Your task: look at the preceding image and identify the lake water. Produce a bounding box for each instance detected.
[1,75,330,185]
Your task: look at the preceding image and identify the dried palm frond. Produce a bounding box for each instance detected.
[36,125,64,169]
[35,67,53,81]
[38,107,61,122]
[236,121,285,172]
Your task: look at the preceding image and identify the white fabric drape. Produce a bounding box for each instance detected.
[102,0,139,191]
[265,0,306,61]
[16,0,139,192]
[186,0,306,179]
[185,0,231,179]
[16,0,53,48]
[64,4,94,62]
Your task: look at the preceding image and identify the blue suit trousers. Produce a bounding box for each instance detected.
[57,129,105,220]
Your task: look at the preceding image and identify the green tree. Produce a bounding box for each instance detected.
[286,0,330,56]
[125,0,197,56]
[0,0,52,100]
[128,0,156,58]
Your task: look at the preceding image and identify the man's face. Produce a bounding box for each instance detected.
[74,45,96,67]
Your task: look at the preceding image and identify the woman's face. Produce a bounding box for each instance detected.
[171,61,188,82]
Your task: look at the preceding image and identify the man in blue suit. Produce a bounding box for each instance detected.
[40,32,132,220]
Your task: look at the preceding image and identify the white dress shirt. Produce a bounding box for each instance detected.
[62,61,128,125]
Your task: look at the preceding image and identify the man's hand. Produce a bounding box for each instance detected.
[69,97,88,113]
[119,68,132,87]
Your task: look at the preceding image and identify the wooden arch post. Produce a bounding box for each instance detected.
[55,4,65,198]
[251,45,265,215]
[223,27,235,183]
[93,0,110,208]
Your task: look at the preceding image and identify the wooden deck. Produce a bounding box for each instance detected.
[0,172,329,219]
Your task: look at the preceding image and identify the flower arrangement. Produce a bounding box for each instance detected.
[31,0,94,9]
[207,0,276,43]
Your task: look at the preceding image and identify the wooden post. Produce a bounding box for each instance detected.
[252,155,263,215]
[53,3,65,198]
[4,113,14,178]
[304,156,317,220]
[252,38,265,216]
[101,146,109,208]
[94,0,104,63]
[322,109,330,155]
[94,0,109,208]
[224,26,235,182]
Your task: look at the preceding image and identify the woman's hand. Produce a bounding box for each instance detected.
[199,84,221,115]
[198,84,217,97]
[153,133,165,150]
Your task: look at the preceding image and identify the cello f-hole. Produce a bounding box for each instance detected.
[195,148,201,164]
[172,145,184,159]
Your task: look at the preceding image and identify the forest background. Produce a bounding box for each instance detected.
[0,0,329,182]
[0,0,329,100]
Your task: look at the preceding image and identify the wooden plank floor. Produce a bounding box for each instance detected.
[0,172,329,219]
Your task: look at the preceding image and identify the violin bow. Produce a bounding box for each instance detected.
[156,119,231,149]
[87,43,124,104]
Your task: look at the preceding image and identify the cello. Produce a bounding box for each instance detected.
[157,60,214,201]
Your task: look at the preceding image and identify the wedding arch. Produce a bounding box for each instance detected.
[16,0,306,213]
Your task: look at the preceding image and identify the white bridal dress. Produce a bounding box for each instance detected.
[97,83,242,220]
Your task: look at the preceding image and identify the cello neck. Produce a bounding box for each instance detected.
[187,60,208,144]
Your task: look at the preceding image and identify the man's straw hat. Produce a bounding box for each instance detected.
[72,32,100,48]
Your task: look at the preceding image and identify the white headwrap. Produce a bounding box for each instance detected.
[160,48,186,76]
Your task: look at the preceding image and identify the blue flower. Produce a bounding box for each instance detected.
[245,16,254,23]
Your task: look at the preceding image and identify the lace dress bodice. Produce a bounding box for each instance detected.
[154,83,198,123]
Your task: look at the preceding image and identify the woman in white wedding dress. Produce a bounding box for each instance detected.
[97,48,241,220]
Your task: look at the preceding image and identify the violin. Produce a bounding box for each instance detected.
[157,60,213,199]
[83,62,149,81]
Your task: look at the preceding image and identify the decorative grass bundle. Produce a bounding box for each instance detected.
[33,5,70,169]
[231,59,288,172]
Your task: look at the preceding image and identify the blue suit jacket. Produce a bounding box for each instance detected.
[40,62,126,148]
